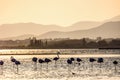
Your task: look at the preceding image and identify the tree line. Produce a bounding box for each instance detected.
[28,37,120,49]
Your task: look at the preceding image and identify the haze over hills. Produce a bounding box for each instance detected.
[106,15,120,22]
[0,15,120,40]
[0,21,102,39]
[39,21,120,39]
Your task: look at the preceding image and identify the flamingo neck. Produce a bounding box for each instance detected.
[57,54,59,58]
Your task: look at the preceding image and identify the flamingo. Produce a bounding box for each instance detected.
[45,58,51,71]
[53,51,60,68]
[76,58,82,66]
[67,59,72,76]
[76,58,82,73]
[70,57,75,67]
[32,57,38,70]
[89,58,96,71]
[97,58,104,73]
[10,56,16,69]
[38,59,44,71]
[15,60,21,74]
[53,57,59,68]
[0,60,4,65]
[0,60,4,75]
[113,61,118,73]
[76,58,82,62]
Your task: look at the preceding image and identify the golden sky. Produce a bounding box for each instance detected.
[0,0,120,26]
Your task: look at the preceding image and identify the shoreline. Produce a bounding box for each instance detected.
[0,54,120,58]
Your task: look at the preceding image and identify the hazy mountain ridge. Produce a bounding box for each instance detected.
[38,21,120,39]
[0,15,120,40]
[105,15,120,22]
[1,34,35,40]
[0,23,63,38]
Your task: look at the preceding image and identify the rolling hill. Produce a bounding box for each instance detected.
[38,21,120,39]
[0,15,120,40]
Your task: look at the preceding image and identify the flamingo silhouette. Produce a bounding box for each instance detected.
[10,56,16,69]
[113,61,118,73]
[45,58,51,71]
[76,58,82,66]
[76,58,82,62]
[97,58,104,73]
[32,57,38,70]
[0,60,4,65]
[89,58,96,71]
[67,59,72,76]
[70,57,75,67]
[53,57,59,68]
[15,60,21,74]
[38,59,44,71]
[76,58,82,72]
[53,51,61,68]
[0,60,4,75]
[53,52,60,67]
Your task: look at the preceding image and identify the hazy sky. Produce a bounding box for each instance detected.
[0,0,120,26]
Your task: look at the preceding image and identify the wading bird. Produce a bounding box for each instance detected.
[113,61,118,73]
[53,51,60,68]
[67,59,72,75]
[10,56,16,69]
[0,60,4,75]
[0,60,4,65]
[89,58,96,71]
[38,59,44,71]
[45,58,51,71]
[76,58,83,72]
[32,57,38,70]
[97,58,104,73]
[76,58,82,63]
[70,57,75,67]
[76,58,82,66]
[15,60,21,74]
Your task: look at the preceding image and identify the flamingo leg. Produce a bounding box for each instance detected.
[16,65,19,74]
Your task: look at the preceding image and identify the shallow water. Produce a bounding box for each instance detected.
[0,49,120,54]
[0,55,120,80]
[0,49,120,80]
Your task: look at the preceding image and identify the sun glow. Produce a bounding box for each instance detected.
[0,0,120,26]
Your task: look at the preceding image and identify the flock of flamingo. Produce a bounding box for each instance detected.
[0,51,119,76]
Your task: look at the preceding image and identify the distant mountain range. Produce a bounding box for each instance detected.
[0,15,120,40]
[39,21,120,39]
